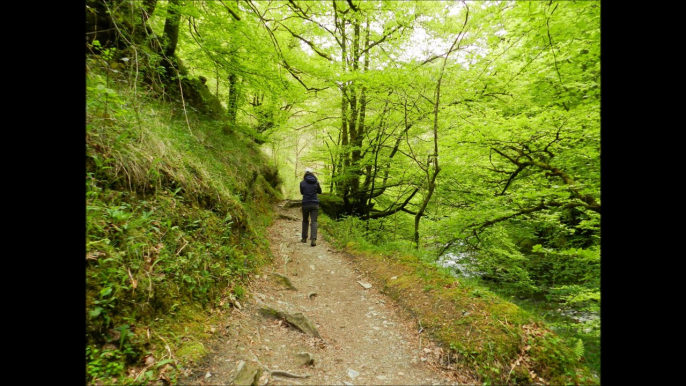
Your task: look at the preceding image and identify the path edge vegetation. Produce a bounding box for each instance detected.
[86,51,283,386]
[321,216,597,385]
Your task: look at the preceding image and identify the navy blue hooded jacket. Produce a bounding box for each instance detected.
[300,173,322,204]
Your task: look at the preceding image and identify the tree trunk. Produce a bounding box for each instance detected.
[141,0,157,22]
[227,72,239,124]
[338,13,350,200]
[161,0,181,75]
[86,0,128,50]
[413,29,465,248]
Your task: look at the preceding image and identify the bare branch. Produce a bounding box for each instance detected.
[361,24,405,56]
[361,186,420,220]
[219,0,241,21]
[499,164,528,196]
[276,22,333,61]
[346,0,360,12]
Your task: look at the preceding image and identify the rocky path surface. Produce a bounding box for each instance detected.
[179,201,469,385]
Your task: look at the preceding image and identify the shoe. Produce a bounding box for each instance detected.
[311,239,316,247]
[301,238,307,243]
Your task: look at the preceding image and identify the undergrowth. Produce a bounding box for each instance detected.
[86,52,282,385]
[320,214,599,385]
[486,285,601,379]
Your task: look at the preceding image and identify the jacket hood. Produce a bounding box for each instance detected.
[305,174,318,183]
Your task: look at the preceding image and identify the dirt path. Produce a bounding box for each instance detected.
[179,202,468,385]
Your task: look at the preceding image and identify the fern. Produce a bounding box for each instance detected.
[574,338,584,360]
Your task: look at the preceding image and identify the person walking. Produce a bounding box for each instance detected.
[300,168,322,246]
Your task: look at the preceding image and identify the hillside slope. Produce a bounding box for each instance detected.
[86,53,283,385]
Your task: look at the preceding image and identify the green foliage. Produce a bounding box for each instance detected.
[574,338,584,361]
[548,284,599,312]
[320,214,426,261]
[86,346,126,381]
[86,0,600,383]
[86,45,281,383]
[233,284,245,300]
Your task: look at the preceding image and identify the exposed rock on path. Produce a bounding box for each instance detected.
[179,201,472,385]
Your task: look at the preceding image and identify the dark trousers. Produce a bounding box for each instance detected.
[302,203,319,240]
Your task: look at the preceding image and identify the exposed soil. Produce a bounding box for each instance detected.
[179,202,477,385]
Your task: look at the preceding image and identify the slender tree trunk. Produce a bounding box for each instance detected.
[131,0,157,43]
[351,20,370,212]
[141,0,157,22]
[338,14,350,200]
[343,13,368,214]
[227,72,239,124]
[415,6,470,248]
[160,0,181,79]
[162,0,181,58]
[413,33,463,248]
[348,18,361,206]
[215,63,220,97]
